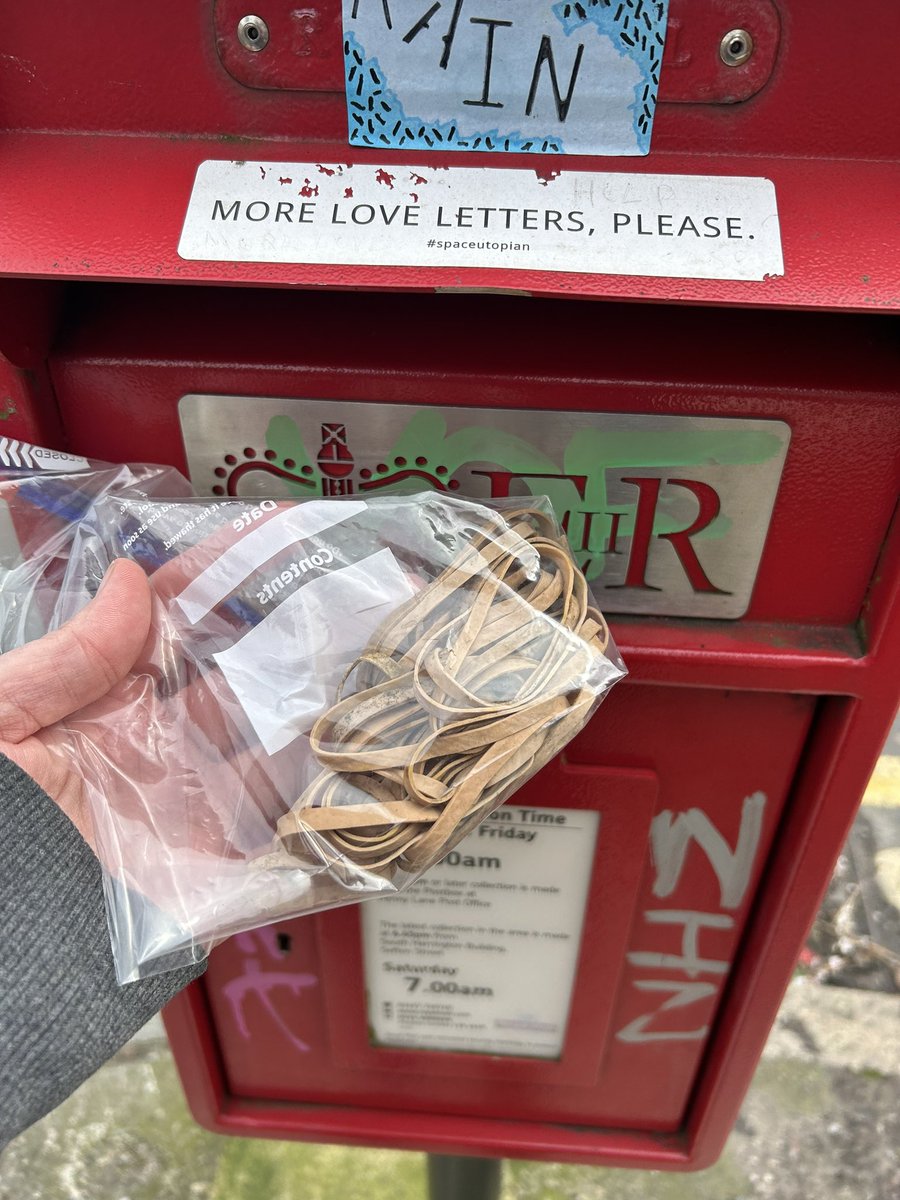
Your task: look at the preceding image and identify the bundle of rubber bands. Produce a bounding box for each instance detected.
[277,506,619,876]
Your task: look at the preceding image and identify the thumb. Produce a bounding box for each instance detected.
[0,558,152,743]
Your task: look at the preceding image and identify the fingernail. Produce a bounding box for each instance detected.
[97,560,121,594]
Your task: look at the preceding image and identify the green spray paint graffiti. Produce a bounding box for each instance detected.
[263,409,784,584]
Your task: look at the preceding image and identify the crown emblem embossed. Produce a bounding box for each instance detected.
[212,421,460,497]
[317,424,355,495]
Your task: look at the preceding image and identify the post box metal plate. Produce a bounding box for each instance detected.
[180,394,790,619]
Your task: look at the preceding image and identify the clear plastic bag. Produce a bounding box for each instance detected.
[0,446,625,982]
[0,449,191,648]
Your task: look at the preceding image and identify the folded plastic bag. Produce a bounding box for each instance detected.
[0,447,191,647]
[0,448,625,981]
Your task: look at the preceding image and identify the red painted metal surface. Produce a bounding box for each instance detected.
[660,0,780,104]
[0,1,886,151]
[35,280,898,1166]
[161,506,900,1168]
[214,0,349,93]
[0,280,66,447]
[49,287,899,632]
[197,697,812,1131]
[213,0,780,103]
[1,0,898,1167]
[0,356,63,450]
[0,2,897,309]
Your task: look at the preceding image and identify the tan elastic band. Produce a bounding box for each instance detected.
[276,507,611,876]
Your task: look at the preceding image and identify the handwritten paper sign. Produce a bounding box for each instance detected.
[343,0,670,156]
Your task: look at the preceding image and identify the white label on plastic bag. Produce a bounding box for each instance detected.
[213,546,415,755]
[0,439,89,473]
[179,160,784,282]
[174,499,367,624]
[362,803,599,1058]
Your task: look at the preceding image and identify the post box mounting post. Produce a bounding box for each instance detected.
[427,1153,502,1200]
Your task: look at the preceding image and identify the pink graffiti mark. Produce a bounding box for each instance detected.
[278,176,293,185]
[238,927,285,963]
[344,186,353,198]
[410,172,427,186]
[410,192,419,203]
[259,166,268,180]
[316,164,337,176]
[223,930,318,1054]
[375,169,395,188]
[299,179,319,198]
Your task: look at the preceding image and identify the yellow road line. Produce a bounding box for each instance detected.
[864,755,900,808]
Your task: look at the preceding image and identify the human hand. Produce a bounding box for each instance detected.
[0,522,318,979]
[0,558,152,848]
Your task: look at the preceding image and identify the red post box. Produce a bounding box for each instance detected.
[1,0,898,1172]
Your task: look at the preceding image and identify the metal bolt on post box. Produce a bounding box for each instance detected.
[236,14,269,51]
[0,0,899,1188]
[720,29,754,66]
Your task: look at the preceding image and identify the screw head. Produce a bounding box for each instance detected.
[720,28,754,67]
[237,14,270,52]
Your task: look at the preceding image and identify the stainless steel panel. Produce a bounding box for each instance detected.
[179,395,790,619]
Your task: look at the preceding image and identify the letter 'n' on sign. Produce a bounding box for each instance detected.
[341,0,672,155]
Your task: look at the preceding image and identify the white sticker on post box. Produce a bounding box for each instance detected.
[362,803,599,1058]
[179,161,784,282]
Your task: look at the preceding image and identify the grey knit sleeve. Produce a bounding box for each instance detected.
[0,754,205,1150]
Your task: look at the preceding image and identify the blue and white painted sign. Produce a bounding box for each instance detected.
[343,0,670,156]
